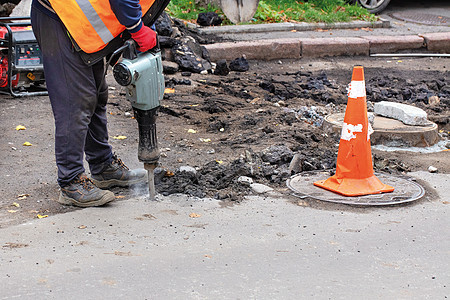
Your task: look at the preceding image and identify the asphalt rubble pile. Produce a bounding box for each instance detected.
[155,12,249,80]
[156,72,449,201]
[147,13,450,201]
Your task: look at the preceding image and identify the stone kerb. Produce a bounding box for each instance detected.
[374,101,429,126]
[361,35,425,53]
[301,37,369,57]
[204,39,301,61]
[419,32,450,53]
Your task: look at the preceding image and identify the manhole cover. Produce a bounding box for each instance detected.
[287,171,425,206]
[391,12,450,26]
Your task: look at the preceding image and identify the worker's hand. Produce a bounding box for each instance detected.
[130,25,157,52]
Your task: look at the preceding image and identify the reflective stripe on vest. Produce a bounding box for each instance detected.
[48,0,155,53]
[75,0,114,44]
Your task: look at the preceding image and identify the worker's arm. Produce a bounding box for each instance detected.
[109,0,157,51]
[109,0,143,33]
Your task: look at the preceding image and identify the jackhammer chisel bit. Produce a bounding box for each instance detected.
[134,107,160,200]
[113,41,164,200]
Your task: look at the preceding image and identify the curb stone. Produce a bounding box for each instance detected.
[419,32,450,53]
[361,35,425,53]
[301,37,369,58]
[205,39,301,61]
[204,33,449,61]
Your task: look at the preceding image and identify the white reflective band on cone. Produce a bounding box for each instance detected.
[341,122,363,141]
[348,80,366,99]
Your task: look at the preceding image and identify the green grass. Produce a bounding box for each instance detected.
[166,0,377,24]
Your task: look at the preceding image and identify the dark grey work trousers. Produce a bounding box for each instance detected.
[31,6,113,187]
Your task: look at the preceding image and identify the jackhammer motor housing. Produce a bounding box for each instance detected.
[113,50,164,164]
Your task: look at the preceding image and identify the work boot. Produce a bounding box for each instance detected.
[91,154,148,189]
[58,173,115,207]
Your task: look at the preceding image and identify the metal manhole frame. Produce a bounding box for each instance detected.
[286,170,425,206]
[390,12,450,26]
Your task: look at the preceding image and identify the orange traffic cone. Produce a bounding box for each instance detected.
[314,66,394,196]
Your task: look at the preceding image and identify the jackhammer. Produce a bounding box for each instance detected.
[112,41,164,200]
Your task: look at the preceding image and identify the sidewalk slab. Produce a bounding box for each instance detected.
[301,37,369,57]
[199,23,296,34]
[205,39,301,61]
[361,35,425,53]
[197,20,389,35]
[420,32,450,53]
[294,19,389,31]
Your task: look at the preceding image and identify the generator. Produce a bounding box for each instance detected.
[0,17,47,97]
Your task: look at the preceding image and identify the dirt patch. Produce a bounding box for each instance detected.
[0,56,448,228]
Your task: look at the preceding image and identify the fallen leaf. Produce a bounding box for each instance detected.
[397,60,403,63]
[37,214,48,219]
[165,170,175,177]
[112,135,127,140]
[199,138,211,143]
[250,98,260,104]
[7,210,17,213]
[189,213,201,218]
[135,214,157,221]
[297,200,309,207]
[164,88,175,93]
[3,242,28,249]
[115,195,125,199]
[216,160,223,164]
[204,254,212,258]
[23,142,32,146]
[189,104,199,107]
[15,125,26,131]
[17,194,30,200]
[78,225,87,229]
[12,202,20,208]
[113,251,133,256]
[187,129,197,134]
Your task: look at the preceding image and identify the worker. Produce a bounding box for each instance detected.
[31,0,157,207]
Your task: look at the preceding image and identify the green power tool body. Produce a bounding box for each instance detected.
[113,41,165,199]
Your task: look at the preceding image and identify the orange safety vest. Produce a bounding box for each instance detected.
[48,0,155,53]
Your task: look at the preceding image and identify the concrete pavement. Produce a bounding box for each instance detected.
[2,1,449,299]
[0,171,449,299]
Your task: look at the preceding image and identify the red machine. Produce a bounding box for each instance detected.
[0,17,47,97]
